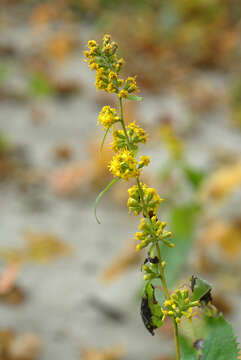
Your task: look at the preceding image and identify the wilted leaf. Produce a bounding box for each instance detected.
[199,163,241,202]
[23,231,71,263]
[101,240,140,284]
[0,263,21,294]
[0,285,26,306]
[45,33,77,61]
[141,281,164,335]
[9,333,41,360]
[48,163,94,195]
[82,345,124,360]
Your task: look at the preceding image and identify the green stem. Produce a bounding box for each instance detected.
[118,96,181,360]
[174,320,181,360]
[119,97,131,148]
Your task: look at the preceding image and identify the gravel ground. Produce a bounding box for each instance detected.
[0,12,241,360]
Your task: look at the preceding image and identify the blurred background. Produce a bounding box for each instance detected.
[0,1,241,359]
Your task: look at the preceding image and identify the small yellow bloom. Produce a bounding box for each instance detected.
[118,89,129,98]
[136,244,141,251]
[103,34,111,43]
[98,106,119,129]
[88,40,97,48]
[108,150,139,180]
[139,155,150,168]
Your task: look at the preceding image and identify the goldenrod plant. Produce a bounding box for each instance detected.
[84,35,240,360]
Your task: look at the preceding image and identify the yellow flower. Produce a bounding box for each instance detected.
[128,122,147,144]
[125,76,139,94]
[103,34,111,43]
[108,150,139,180]
[111,130,127,152]
[139,155,150,168]
[88,40,97,48]
[118,89,129,98]
[127,183,163,216]
[98,106,119,129]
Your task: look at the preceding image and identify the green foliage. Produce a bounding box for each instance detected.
[100,126,111,152]
[94,177,120,223]
[191,277,212,302]
[141,281,163,335]
[28,72,55,98]
[160,203,200,287]
[180,335,197,360]
[183,165,205,189]
[127,94,143,101]
[202,315,240,360]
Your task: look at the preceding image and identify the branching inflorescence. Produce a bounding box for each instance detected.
[84,34,201,360]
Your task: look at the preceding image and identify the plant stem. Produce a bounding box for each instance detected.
[174,320,181,360]
[119,98,131,148]
[118,97,181,360]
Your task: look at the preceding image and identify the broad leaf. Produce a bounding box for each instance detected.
[202,315,239,360]
[180,335,198,360]
[159,204,200,287]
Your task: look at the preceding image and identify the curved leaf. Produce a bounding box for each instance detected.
[94,178,120,224]
[100,126,111,152]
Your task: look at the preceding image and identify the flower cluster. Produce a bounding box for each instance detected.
[161,289,200,325]
[84,34,139,98]
[127,183,162,216]
[135,216,173,251]
[108,150,140,180]
[111,122,147,152]
[98,106,120,129]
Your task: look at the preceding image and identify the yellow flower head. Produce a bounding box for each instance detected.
[98,106,119,129]
[84,35,140,98]
[118,89,129,98]
[111,130,127,152]
[108,150,139,180]
[128,122,147,144]
[124,76,139,94]
[162,288,200,325]
[127,183,163,216]
[139,155,150,168]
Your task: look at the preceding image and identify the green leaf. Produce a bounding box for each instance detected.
[191,277,212,302]
[94,178,120,224]
[202,315,239,360]
[180,335,197,360]
[183,166,206,189]
[127,94,143,101]
[158,203,200,287]
[100,126,111,152]
[28,72,55,98]
[140,281,163,335]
